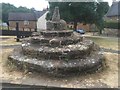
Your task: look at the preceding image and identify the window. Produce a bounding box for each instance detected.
[24,20,29,25]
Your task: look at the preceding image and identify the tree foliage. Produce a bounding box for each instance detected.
[95,2,109,34]
[1,3,36,23]
[47,1,109,34]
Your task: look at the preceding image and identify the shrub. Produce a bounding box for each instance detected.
[104,21,120,29]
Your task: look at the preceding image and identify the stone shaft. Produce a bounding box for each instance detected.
[52,7,60,22]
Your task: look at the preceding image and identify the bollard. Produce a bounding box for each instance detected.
[16,22,20,42]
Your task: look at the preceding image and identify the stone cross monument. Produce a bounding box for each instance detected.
[52,7,60,22]
[46,6,67,30]
[8,6,105,77]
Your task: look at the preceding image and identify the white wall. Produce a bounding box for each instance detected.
[37,11,48,31]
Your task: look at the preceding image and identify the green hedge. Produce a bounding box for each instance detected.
[104,21,120,29]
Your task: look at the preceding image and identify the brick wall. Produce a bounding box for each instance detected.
[67,22,97,32]
[77,23,90,31]
[9,21,36,31]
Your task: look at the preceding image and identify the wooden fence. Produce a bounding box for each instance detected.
[1,30,32,36]
[0,22,35,41]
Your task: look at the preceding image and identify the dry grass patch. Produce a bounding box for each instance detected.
[0,36,21,45]
[85,36,118,51]
[98,52,118,87]
[1,48,14,70]
[1,48,25,84]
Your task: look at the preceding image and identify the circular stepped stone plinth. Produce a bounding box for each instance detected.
[30,34,83,47]
[22,39,95,60]
[40,30,73,37]
[8,36,104,77]
[8,34,104,77]
[8,7,105,77]
[8,47,104,77]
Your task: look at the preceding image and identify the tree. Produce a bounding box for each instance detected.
[95,2,109,34]
[30,7,36,12]
[47,1,109,34]
[1,3,35,23]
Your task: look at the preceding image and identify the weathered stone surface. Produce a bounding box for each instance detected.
[46,7,67,30]
[52,7,60,22]
[40,30,73,37]
[8,47,105,77]
[49,38,60,47]
[46,21,54,30]
[30,37,40,44]
[22,40,95,60]
[31,32,41,36]
[59,19,67,29]
[30,34,83,47]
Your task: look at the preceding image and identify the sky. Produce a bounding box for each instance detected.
[0,0,114,11]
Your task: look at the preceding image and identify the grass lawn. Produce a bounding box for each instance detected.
[0,26,8,30]
[85,36,118,51]
[0,36,21,45]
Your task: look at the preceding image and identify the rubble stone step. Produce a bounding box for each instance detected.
[30,35,83,47]
[22,40,95,60]
[40,30,73,37]
[8,49,105,77]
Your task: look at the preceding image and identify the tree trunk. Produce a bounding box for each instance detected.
[74,21,77,30]
[99,29,102,34]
